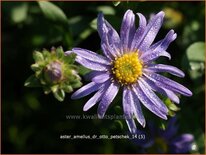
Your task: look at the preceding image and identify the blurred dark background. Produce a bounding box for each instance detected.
[2,1,205,153]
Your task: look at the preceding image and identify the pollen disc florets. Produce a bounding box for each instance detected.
[112,52,142,85]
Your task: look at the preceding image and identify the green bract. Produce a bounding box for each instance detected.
[24,47,82,101]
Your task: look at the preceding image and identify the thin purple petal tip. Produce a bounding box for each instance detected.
[158,11,165,18]
[65,50,73,56]
[186,89,193,96]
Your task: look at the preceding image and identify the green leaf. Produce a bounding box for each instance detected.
[11,3,28,23]
[25,94,40,110]
[38,1,68,25]
[113,1,121,6]
[182,42,205,79]
[187,42,205,64]
[24,75,41,87]
[79,28,94,40]
[96,6,115,15]
[187,42,205,79]
[53,89,65,102]
[90,18,97,30]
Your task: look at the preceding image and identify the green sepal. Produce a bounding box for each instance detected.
[53,89,65,102]
[77,66,91,76]
[165,98,180,117]
[113,1,121,6]
[33,51,44,62]
[159,121,166,130]
[43,87,51,94]
[56,46,65,59]
[24,75,41,87]
[42,49,50,59]
[51,85,58,92]
[165,98,180,112]
[63,53,76,64]
[31,64,41,71]
[63,85,73,93]
[71,81,82,89]
[168,110,176,117]
[167,102,180,112]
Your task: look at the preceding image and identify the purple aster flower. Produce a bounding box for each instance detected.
[134,117,194,153]
[66,10,192,133]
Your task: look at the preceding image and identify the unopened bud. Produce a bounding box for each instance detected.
[44,61,62,83]
[25,46,82,102]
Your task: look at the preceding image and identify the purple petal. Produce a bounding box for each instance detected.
[162,88,180,104]
[140,29,176,62]
[97,82,119,118]
[131,13,147,51]
[148,39,162,51]
[143,72,193,96]
[97,13,121,59]
[76,56,109,71]
[146,64,185,78]
[83,86,106,111]
[130,89,146,127]
[120,10,136,52]
[71,82,100,99]
[156,29,177,51]
[71,48,110,65]
[92,72,110,83]
[101,43,118,60]
[123,87,137,134]
[170,134,194,153]
[132,85,168,120]
[84,71,103,81]
[140,50,171,63]
[138,78,168,113]
[142,78,180,104]
[138,11,165,52]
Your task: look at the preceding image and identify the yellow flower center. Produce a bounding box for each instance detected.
[112,52,142,85]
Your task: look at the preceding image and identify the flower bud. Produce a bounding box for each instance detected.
[25,46,82,101]
[44,61,62,83]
